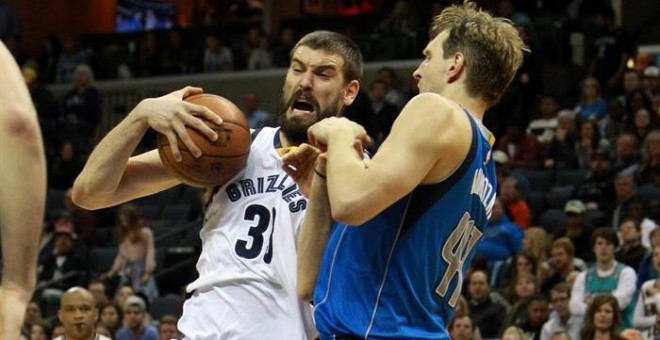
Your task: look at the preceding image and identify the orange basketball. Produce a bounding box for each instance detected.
[157,94,250,188]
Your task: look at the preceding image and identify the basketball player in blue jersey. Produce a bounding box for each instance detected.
[0,42,47,338]
[73,31,362,339]
[289,2,528,339]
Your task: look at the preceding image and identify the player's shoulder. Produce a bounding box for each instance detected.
[404,93,467,124]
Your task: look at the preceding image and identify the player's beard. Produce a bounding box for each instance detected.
[278,91,344,145]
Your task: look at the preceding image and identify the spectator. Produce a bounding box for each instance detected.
[242,91,272,129]
[448,314,477,340]
[570,228,637,328]
[603,99,628,145]
[160,30,197,75]
[628,108,656,147]
[636,228,660,289]
[88,279,108,307]
[624,90,654,132]
[528,94,560,145]
[497,123,540,169]
[271,27,296,68]
[49,140,85,190]
[29,320,52,340]
[615,218,647,270]
[55,35,87,84]
[611,133,640,174]
[610,172,639,228]
[63,187,97,248]
[559,205,597,264]
[642,66,659,98]
[37,217,88,293]
[376,66,407,110]
[502,272,540,330]
[633,244,660,338]
[22,65,59,147]
[496,0,532,29]
[102,205,158,302]
[54,287,111,340]
[616,70,642,107]
[574,77,608,122]
[99,302,122,336]
[541,238,587,294]
[60,64,102,141]
[202,35,233,73]
[580,294,625,340]
[476,197,524,263]
[493,150,531,198]
[516,294,550,340]
[247,34,272,70]
[575,120,609,170]
[21,300,41,339]
[503,326,528,340]
[468,270,508,339]
[158,315,180,340]
[367,79,400,149]
[37,35,61,84]
[114,284,134,309]
[116,296,158,340]
[635,130,660,188]
[541,283,583,340]
[573,148,616,212]
[588,4,631,96]
[542,110,580,170]
[499,177,532,228]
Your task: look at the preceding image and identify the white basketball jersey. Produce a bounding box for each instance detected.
[178,127,315,340]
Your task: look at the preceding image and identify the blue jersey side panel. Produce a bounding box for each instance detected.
[313,112,497,339]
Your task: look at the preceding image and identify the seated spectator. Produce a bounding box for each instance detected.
[555,200,594,262]
[37,219,88,294]
[615,218,647,270]
[468,270,508,339]
[114,284,134,310]
[611,133,640,174]
[497,123,540,169]
[116,296,158,340]
[570,228,637,328]
[88,278,109,307]
[30,320,52,340]
[448,314,478,340]
[516,294,550,340]
[633,245,660,338]
[541,283,583,340]
[642,66,659,98]
[627,108,657,147]
[580,294,625,340]
[524,228,552,279]
[476,197,523,263]
[60,64,102,141]
[502,326,527,340]
[101,204,158,302]
[21,300,42,339]
[635,130,660,188]
[610,172,639,229]
[573,77,608,122]
[573,149,616,212]
[500,177,532,228]
[158,315,180,340]
[541,238,587,294]
[242,91,272,129]
[376,67,407,110]
[502,272,540,331]
[202,35,233,72]
[367,79,400,149]
[527,94,560,145]
[54,287,111,340]
[637,228,660,288]
[575,120,610,170]
[542,110,579,170]
[48,140,85,191]
[99,302,122,337]
[493,150,531,198]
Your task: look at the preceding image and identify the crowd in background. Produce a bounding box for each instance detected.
[1,0,659,339]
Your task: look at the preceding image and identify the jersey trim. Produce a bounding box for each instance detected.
[400,110,478,236]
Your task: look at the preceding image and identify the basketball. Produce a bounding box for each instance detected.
[157,94,251,188]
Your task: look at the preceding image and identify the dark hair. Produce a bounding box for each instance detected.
[159,314,179,326]
[581,294,623,340]
[551,282,571,297]
[591,227,619,248]
[291,30,363,82]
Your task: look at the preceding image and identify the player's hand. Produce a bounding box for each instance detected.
[307,117,372,151]
[132,86,223,162]
[281,144,322,198]
[0,286,31,339]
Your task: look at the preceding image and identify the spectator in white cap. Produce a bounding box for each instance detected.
[494,149,531,198]
[116,295,158,340]
[643,66,659,97]
[555,200,594,262]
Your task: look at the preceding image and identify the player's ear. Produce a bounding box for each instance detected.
[447,52,465,83]
[342,80,360,106]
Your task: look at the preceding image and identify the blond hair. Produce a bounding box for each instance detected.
[430,1,527,107]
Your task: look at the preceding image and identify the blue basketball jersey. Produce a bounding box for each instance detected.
[313,111,497,339]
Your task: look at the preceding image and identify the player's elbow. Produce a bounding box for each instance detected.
[71,179,103,210]
[2,107,42,154]
[331,203,370,226]
[296,276,315,302]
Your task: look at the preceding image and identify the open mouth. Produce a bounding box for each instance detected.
[292,100,315,112]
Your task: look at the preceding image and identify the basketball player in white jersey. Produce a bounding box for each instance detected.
[72,31,362,339]
[0,42,47,338]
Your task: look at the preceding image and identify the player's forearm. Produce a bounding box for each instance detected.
[72,107,150,209]
[297,174,332,301]
[325,131,375,225]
